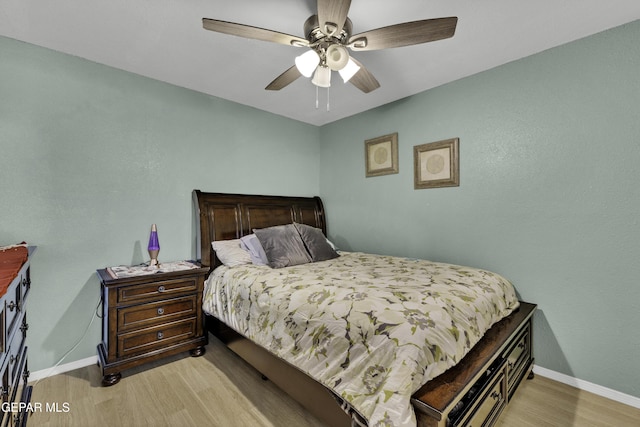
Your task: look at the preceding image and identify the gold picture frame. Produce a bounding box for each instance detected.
[414,138,459,189]
[365,133,399,177]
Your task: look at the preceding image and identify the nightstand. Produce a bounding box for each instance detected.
[96,262,209,386]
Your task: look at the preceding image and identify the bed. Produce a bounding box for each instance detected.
[193,190,535,427]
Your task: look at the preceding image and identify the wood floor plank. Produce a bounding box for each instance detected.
[28,336,639,426]
[497,375,640,427]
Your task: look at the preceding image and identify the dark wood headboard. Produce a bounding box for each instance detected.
[193,190,327,270]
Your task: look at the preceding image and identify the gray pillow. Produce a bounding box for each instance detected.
[253,224,312,268]
[294,223,339,262]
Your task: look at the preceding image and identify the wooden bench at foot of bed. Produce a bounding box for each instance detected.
[413,301,536,427]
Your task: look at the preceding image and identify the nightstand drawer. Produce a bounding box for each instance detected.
[117,295,197,332]
[117,277,199,304]
[117,318,197,358]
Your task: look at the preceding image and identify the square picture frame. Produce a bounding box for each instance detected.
[365,133,399,177]
[413,137,459,189]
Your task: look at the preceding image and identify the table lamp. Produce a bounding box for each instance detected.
[148,224,160,267]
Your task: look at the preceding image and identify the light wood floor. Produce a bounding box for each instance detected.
[28,335,640,427]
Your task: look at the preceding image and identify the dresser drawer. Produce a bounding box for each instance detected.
[117,318,197,358]
[15,384,33,427]
[19,270,31,306]
[117,277,199,304]
[117,295,197,332]
[4,283,23,346]
[6,315,27,391]
[505,326,530,396]
[459,373,505,427]
[1,346,29,427]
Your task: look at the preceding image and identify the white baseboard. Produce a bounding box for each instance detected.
[533,365,640,409]
[29,356,98,383]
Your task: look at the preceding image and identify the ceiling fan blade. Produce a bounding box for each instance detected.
[265,66,302,91]
[203,18,309,47]
[348,58,380,93]
[348,17,457,51]
[317,0,352,37]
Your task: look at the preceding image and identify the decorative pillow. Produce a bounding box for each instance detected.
[211,239,252,267]
[294,222,340,262]
[240,234,269,266]
[253,224,311,268]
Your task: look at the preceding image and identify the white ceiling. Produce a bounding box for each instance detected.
[2,1,639,126]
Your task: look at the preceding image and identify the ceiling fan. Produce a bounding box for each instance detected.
[202,0,457,93]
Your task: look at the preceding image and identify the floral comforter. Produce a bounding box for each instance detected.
[203,252,519,427]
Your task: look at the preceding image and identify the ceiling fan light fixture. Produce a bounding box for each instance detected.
[295,50,321,78]
[338,58,360,83]
[326,44,349,71]
[312,65,331,88]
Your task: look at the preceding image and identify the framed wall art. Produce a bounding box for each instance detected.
[365,133,399,177]
[413,137,459,189]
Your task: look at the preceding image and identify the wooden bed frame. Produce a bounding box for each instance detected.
[193,190,536,427]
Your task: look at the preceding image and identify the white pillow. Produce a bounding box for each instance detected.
[240,234,269,266]
[211,239,252,267]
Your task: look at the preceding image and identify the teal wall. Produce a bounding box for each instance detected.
[1,37,320,373]
[2,19,639,402]
[320,21,640,398]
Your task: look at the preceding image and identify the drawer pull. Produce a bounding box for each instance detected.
[158,285,166,293]
[518,341,526,350]
[20,323,29,334]
[8,301,16,311]
[22,277,30,287]
[157,331,164,340]
[490,391,501,401]
[157,307,165,315]
[10,355,15,365]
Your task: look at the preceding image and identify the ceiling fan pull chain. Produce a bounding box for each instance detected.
[315,86,319,109]
[327,87,330,112]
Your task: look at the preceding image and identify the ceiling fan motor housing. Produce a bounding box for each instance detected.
[304,15,352,44]
[303,15,354,69]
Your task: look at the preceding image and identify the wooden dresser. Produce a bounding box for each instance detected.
[0,246,35,427]
[96,263,209,386]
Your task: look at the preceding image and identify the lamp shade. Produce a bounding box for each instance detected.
[148,224,160,250]
[326,44,349,71]
[312,66,331,87]
[295,50,320,78]
[338,58,361,83]
[148,224,160,266]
